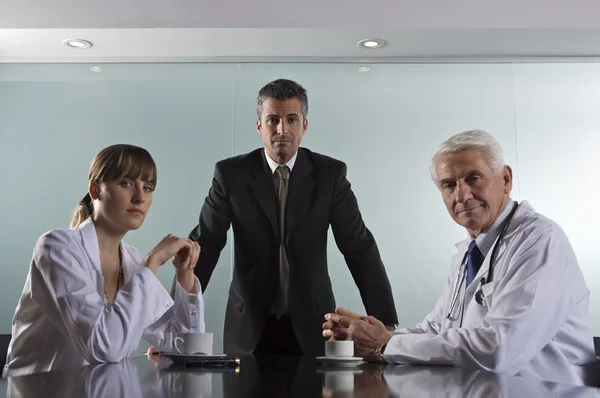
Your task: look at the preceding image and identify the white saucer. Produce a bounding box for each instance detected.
[316,356,364,366]
[316,368,363,375]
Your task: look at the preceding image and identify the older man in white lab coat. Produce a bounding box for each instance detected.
[322,129,596,386]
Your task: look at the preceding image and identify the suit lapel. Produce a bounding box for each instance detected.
[249,150,279,240]
[285,149,315,242]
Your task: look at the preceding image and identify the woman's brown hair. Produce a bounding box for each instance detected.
[70,144,157,228]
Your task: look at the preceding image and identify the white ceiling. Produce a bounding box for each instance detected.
[2,0,600,62]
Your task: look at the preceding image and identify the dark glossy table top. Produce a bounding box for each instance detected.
[1,355,599,397]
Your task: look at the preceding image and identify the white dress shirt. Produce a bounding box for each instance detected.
[3,217,205,377]
[264,149,297,174]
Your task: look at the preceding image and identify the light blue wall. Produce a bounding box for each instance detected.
[1,63,599,354]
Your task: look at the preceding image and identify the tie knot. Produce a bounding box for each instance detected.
[276,165,290,180]
[468,240,479,254]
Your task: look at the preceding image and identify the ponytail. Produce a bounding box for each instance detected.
[70,193,93,228]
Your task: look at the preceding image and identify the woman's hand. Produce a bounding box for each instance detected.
[172,239,200,293]
[145,346,162,366]
[143,235,199,274]
[172,239,201,271]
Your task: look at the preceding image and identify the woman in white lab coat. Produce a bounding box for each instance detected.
[3,144,204,377]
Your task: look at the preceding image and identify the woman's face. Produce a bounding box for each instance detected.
[90,176,155,234]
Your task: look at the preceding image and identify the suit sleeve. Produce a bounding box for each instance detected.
[189,162,232,291]
[329,162,398,325]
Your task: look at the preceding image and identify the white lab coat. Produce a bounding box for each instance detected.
[384,201,596,386]
[2,217,205,377]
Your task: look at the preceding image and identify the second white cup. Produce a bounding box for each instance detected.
[325,340,354,358]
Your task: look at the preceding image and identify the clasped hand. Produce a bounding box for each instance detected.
[322,307,391,358]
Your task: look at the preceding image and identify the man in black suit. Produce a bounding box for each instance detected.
[190,79,397,356]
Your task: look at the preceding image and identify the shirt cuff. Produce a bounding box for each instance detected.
[173,275,205,333]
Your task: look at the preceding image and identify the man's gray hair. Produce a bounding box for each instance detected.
[430,129,505,185]
[256,78,308,121]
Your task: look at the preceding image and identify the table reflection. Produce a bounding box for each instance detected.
[384,366,600,398]
[2,354,599,398]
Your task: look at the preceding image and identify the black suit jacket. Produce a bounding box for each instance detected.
[190,147,397,355]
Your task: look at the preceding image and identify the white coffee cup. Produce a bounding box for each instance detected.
[325,340,354,358]
[174,332,213,355]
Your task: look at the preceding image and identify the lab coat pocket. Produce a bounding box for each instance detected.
[480,281,496,307]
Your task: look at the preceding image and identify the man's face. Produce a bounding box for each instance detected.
[435,150,512,236]
[257,97,307,163]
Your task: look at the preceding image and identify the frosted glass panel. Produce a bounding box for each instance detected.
[513,63,600,331]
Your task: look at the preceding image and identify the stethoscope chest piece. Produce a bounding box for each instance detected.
[475,288,485,306]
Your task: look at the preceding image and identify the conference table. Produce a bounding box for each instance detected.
[1,354,599,397]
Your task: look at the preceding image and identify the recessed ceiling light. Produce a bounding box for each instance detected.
[63,39,93,49]
[358,66,371,72]
[358,39,386,49]
[90,66,103,73]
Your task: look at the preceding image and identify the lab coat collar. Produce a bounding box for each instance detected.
[453,200,536,250]
[452,200,536,285]
[77,217,138,283]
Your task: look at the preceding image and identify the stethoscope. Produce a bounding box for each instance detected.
[446,201,519,321]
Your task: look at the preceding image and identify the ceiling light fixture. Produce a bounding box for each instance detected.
[357,39,386,49]
[90,66,103,73]
[358,66,371,72]
[63,39,93,49]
